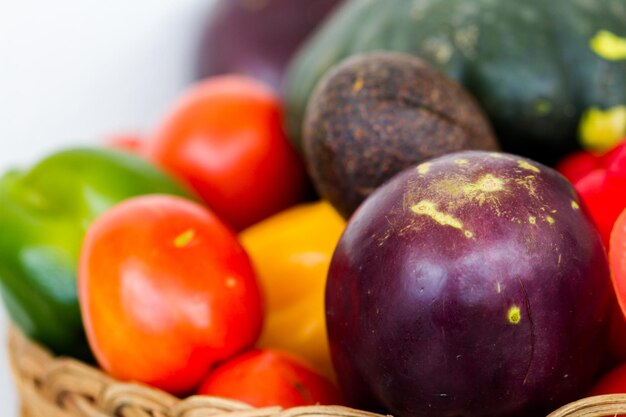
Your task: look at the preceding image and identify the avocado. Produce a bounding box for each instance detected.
[303,51,499,218]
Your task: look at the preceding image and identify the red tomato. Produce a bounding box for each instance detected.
[79,195,263,394]
[197,349,343,408]
[590,363,626,395]
[612,208,626,317]
[588,362,626,417]
[571,143,626,247]
[148,75,308,231]
[607,209,626,366]
[600,140,626,167]
[555,151,599,184]
[105,134,145,155]
[606,144,626,195]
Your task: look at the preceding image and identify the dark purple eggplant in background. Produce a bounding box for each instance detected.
[196,0,342,90]
[326,151,612,417]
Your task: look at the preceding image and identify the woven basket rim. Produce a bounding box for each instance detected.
[8,325,626,417]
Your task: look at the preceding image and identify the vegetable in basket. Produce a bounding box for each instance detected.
[325,151,612,417]
[196,0,343,89]
[239,201,345,379]
[611,208,626,322]
[302,51,498,218]
[284,0,626,165]
[0,148,193,358]
[197,349,343,408]
[558,141,626,247]
[148,75,309,231]
[79,195,264,394]
[588,361,626,417]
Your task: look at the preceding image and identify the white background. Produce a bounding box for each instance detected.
[0,0,215,413]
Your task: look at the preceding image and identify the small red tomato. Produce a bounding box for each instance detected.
[588,362,626,417]
[148,75,308,231]
[611,208,626,316]
[607,210,626,412]
[555,151,599,184]
[590,363,626,395]
[606,144,626,195]
[600,140,626,167]
[79,195,263,394]
[197,349,343,408]
[105,134,145,155]
[572,143,626,247]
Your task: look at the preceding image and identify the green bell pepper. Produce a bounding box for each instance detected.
[0,147,194,358]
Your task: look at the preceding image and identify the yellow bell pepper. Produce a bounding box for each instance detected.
[579,105,626,152]
[239,201,345,379]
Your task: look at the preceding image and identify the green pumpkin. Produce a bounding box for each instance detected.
[284,0,626,164]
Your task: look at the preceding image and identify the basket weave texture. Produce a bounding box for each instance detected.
[8,325,626,417]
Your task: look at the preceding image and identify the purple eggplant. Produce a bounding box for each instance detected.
[326,151,612,417]
[196,0,342,90]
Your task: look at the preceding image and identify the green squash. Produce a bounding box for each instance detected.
[284,0,626,164]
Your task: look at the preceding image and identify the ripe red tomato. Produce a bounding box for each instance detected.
[612,208,626,316]
[601,141,626,167]
[590,363,626,395]
[555,150,599,184]
[588,362,626,417]
[574,151,626,246]
[79,195,263,394]
[558,142,626,247]
[197,349,343,408]
[148,75,308,231]
[105,134,145,155]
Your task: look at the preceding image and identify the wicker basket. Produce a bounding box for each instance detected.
[8,326,626,417]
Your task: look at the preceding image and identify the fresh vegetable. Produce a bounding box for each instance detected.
[579,106,626,153]
[303,52,498,218]
[284,0,626,164]
[557,141,626,184]
[196,0,342,90]
[79,195,263,394]
[148,75,308,231]
[197,349,343,408]
[555,151,601,185]
[569,142,626,246]
[239,201,345,378]
[588,362,626,417]
[611,208,626,319]
[0,148,192,358]
[326,151,611,417]
[105,134,145,156]
[590,364,626,396]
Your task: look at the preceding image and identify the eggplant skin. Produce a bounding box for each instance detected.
[326,151,612,417]
[196,0,342,90]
